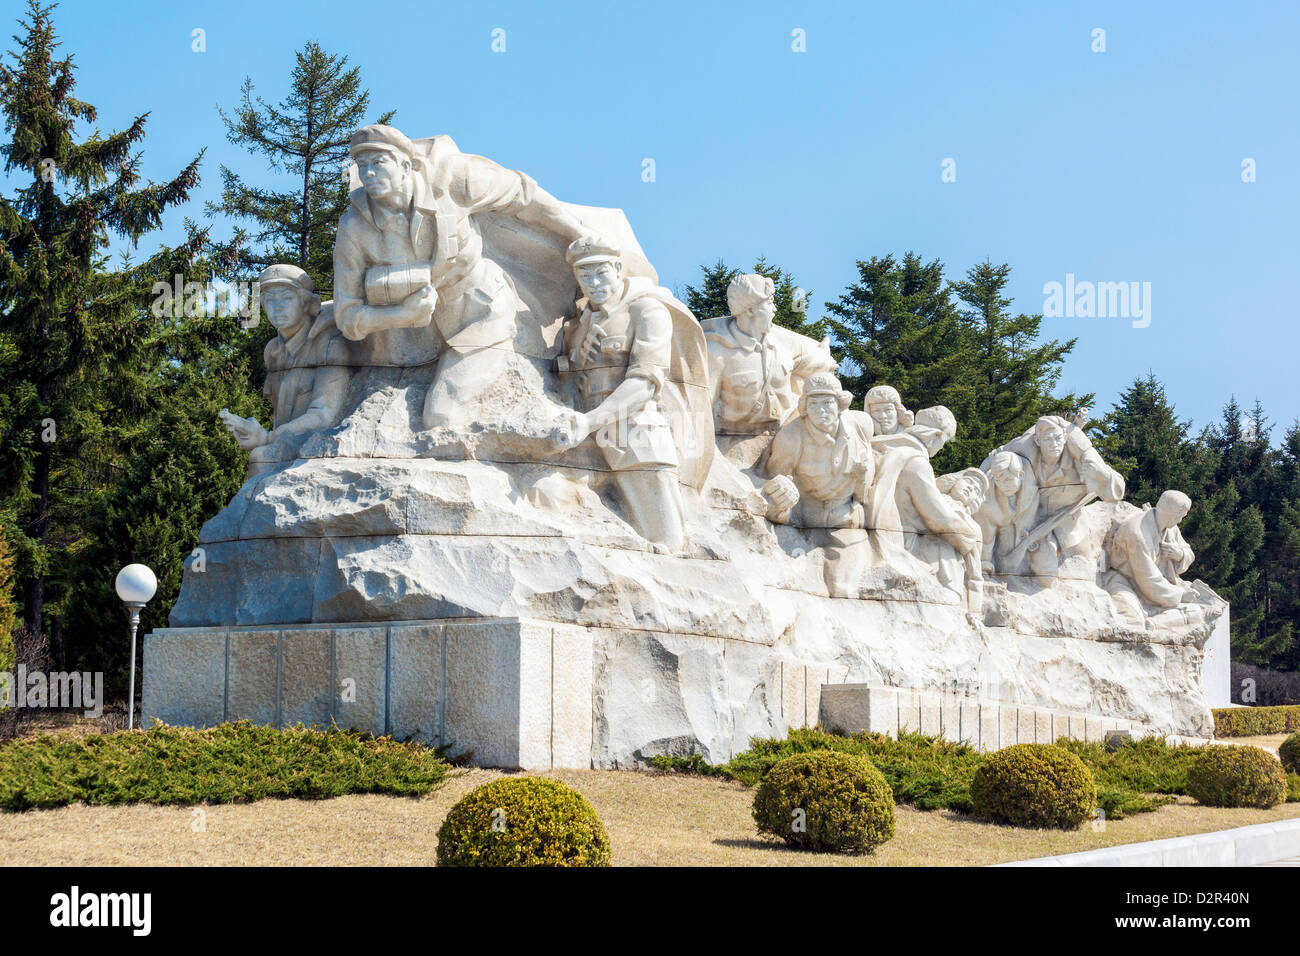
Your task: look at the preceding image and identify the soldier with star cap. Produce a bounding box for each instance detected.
[333,124,588,429]
[554,235,689,551]
[219,264,353,477]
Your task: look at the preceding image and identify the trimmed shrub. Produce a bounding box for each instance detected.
[1278,733,1300,775]
[1212,705,1300,738]
[970,744,1097,829]
[752,750,896,854]
[436,777,611,867]
[0,720,449,810]
[1187,745,1288,808]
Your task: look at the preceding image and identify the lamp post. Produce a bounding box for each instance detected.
[115,564,157,730]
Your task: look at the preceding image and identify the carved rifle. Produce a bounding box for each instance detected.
[1006,491,1098,568]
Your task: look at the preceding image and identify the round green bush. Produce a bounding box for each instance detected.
[970,743,1097,829]
[436,777,611,867]
[751,750,896,854]
[1278,733,1300,775]
[1187,745,1288,809]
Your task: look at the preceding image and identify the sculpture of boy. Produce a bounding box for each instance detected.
[976,450,1040,574]
[219,264,352,478]
[933,468,990,613]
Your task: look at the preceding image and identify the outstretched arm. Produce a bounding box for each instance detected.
[453,153,586,241]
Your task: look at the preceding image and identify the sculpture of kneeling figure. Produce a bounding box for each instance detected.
[219,264,352,479]
[1105,489,1198,612]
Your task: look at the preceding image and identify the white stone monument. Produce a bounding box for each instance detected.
[143,126,1229,768]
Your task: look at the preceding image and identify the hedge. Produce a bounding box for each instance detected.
[1212,705,1300,738]
[0,720,451,810]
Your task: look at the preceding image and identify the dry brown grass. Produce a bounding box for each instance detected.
[2,767,1298,867]
[1221,733,1291,753]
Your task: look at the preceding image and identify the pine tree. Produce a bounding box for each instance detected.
[822,253,975,468]
[683,259,739,323]
[62,297,260,693]
[951,260,1092,466]
[208,41,394,293]
[1092,373,1199,505]
[1199,397,1282,666]
[1270,489,1300,670]
[0,0,203,654]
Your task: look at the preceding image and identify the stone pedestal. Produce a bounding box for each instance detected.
[1201,609,1232,710]
[143,619,593,770]
[816,684,1165,750]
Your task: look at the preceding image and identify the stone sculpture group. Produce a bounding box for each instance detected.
[151,125,1227,768]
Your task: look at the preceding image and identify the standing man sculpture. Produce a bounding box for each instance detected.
[702,273,834,460]
[333,125,588,429]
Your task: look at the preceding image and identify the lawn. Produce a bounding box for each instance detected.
[2,717,1295,866]
[1,767,1298,867]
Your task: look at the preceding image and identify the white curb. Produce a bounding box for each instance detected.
[997,817,1300,867]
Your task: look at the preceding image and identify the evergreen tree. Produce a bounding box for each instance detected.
[822,253,974,469]
[208,41,394,293]
[0,0,203,655]
[62,297,261,694]
[1198,397,1280,666]
[682,259,733,323]
[951,260,1092,466]
[1271,488,1300,670]
[1091,372,1199,505]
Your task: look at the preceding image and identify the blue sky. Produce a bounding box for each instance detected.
[18,0,1300,437]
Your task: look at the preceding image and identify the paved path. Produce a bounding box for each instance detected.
[1001,818,1300,866]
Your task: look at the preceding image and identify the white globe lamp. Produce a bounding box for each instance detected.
[115,564,157,729]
